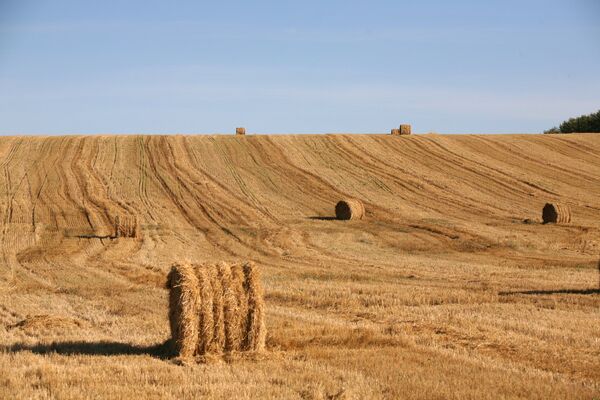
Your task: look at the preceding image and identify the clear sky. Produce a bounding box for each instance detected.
[0,0,598,134]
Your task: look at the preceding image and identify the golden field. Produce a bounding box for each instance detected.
[0,133,599,399]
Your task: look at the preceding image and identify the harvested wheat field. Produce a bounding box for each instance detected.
[0,133,599,399]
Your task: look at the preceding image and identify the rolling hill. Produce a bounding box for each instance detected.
[1,133,599,399]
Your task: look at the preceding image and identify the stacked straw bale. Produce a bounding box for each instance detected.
[399,124,411,135]
[236,127,246,135]
[113,214,140,239]
[335,199,365,220]
[542,203,571,224]
[167,263,200,359]
[390,128,400,135]
[167,261,266,359]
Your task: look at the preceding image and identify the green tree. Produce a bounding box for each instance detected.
[546,109,600,133]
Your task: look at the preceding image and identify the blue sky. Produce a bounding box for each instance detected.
[0,0,598,134]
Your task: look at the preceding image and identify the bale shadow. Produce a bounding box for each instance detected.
[499,288,600,296]
[1,339,174,359]
[307,216,338,221]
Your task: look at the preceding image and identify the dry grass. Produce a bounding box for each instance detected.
[0,134,599,398]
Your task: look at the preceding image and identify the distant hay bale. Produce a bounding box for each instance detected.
[236,127,246,135]
[390,128,400,135]
[399,124,411,135]
[542,203,571,224]
[113,214,140,239]
[335,199,365,220]
[167,261,266,360]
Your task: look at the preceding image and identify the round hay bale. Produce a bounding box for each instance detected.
[242,261,266,352]
[217,262,241,352]
[207,265,225,353]
[167,263,200,359]
[335,199,365,220]
[390,128,400,135]
[230,263,249,348]
[542,202,571,224]
[194,266,214,355]
[236,127,246,135]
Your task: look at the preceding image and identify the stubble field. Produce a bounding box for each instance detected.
[0,133,599,399]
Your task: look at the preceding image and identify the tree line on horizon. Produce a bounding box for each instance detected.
[545,109,600,133]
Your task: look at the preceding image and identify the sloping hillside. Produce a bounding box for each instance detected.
[1,133,599,399]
